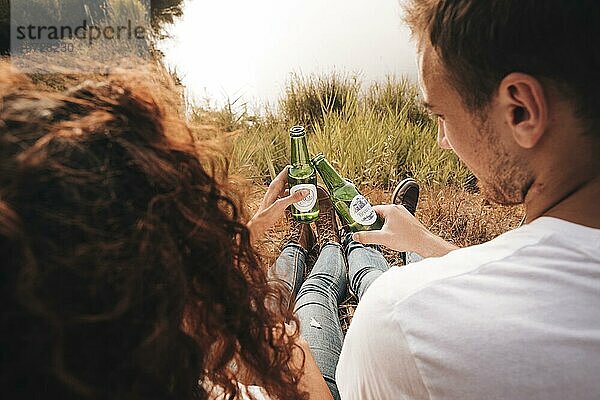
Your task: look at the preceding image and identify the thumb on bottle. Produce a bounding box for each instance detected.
[279,189,309,209]
[292,189,310,201]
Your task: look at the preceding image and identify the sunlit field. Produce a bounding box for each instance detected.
[10,0,524,327]
[191,71,524,270]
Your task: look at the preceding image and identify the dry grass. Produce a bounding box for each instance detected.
[417,187,525,247]
[225,73,471,189]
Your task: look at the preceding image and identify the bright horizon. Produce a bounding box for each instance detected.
[159,0,418,110]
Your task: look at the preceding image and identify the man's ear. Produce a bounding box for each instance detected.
[498,73,548,149]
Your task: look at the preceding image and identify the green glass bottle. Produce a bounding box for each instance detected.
[312,153,384,232]
[288,126,319,223]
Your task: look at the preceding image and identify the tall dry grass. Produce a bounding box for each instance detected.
[225,73,471,190]
[279,72,360,131]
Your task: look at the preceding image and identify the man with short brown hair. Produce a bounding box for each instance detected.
[336,1,600,398]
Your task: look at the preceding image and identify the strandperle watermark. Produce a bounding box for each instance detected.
[16,19,147,46]
[11,0,151,73]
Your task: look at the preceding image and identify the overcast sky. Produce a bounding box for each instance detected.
[160,0,418,109]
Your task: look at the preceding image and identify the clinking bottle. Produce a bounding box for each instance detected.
[312,153,383,232]
[288,126,319,223]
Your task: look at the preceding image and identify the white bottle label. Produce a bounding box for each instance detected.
[349,195,377,225]
[290,184,317,213]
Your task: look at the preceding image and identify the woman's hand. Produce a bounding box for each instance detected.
[247,166,309,243]
[352,204,458,258]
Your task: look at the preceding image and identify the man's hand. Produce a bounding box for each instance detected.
[352,204,458,258]
[247,166,309,243]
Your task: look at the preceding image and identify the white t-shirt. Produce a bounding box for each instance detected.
[336,217,600,400]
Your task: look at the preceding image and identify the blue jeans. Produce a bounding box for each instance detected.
[268,235,391,400]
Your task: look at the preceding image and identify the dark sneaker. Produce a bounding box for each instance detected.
[391,178,420,265]
[315,186,340,248]
[281,208,315,251]
[391,178,420,215]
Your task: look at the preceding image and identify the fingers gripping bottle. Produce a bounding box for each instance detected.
[312,153,383,232]
[288,126,319,223]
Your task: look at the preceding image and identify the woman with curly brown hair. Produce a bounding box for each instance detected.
[0,63,332,400]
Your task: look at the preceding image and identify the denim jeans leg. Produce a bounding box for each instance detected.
[294,243,347,400]
[267,244,307,308]
[345,233,390,301]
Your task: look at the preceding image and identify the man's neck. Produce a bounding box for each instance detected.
[525,169,600,229]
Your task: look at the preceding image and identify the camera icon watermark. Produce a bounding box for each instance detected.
[10,0,152,73]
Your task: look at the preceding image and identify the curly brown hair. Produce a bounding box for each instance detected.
[0,63,305,400]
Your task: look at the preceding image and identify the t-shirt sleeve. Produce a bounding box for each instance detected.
[336,282,430,400]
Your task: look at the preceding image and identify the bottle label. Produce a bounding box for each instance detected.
[349,195,377,225]
[290,184,317,213]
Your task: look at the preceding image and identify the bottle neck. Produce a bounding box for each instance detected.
[313,156,346,190]
[291,135,311,166]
